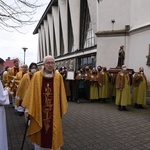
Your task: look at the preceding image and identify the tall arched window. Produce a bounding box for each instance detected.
[80,0,95,49]
[68,1,74,53]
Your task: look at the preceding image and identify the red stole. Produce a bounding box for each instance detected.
[41,77,54,148]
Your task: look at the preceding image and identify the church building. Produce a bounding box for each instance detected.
[33,0,150,85]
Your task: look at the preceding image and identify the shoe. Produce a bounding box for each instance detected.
[17,106,24,112]
[134,103,139,108]
[139,105,144,109]
[118,105,122,111]
[118,108,122,111]
[122,106,127,111]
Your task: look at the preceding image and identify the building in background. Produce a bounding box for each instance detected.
[33,0,97,71]
[4,58,14,68]
[33,0,150,85]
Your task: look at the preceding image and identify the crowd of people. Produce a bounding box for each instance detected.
[0,56,68,150]
[0,55,148,150]
[59,64,148,111]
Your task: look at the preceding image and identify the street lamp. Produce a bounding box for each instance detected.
[22,47,28,64]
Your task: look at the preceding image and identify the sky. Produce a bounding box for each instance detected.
[0,0,50,66]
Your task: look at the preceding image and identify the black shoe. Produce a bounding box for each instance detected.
[118,105,122,111]
[112,96,116,102]
[122,106,127,111]
[102,98,106,103]
[139,104,144,109]
[134,103,138,108]
[118,108,122,111]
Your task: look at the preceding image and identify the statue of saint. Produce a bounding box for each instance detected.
[116,45,125,68]
[146,44,150,66]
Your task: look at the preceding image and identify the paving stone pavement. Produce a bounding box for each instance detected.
[5,100,150,150]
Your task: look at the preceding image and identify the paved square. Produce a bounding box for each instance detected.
[5,100,150,150]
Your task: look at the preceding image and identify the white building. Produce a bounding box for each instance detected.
[33,0,150,84]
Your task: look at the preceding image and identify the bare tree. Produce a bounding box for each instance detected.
[0,0,44,31]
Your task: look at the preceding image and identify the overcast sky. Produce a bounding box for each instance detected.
[0,0,50,66]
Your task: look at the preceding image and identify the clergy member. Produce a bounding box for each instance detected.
[89,68,98,101]
[15,63,38,114]
[116,65,131,111]
[133,67,148,108]
[22,55,68,150]
[0,58,10,150]
[14,64,28,111]
[7,58,22,106]
[98,66,109,103]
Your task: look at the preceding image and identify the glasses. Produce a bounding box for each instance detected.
[45,62,55,65]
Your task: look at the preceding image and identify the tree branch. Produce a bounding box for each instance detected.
[0,0,45,31]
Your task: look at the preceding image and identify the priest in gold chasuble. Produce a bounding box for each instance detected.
[22,55,68,150]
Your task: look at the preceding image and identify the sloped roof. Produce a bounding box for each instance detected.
[33,0,58,34]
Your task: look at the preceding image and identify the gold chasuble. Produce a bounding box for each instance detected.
[22,69,68,149]
[8,66,22,78]
[7,66,22,88]
[15,71,27,84]
[16,73,33,100]
[14,67,19,76]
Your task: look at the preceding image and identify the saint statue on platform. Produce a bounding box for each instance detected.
[116,45,125,68]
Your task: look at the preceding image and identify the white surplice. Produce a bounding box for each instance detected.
[0,80,8,150]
